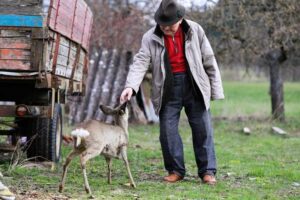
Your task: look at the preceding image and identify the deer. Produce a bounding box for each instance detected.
[58,102,136,197]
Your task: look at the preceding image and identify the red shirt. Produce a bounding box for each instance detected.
[163,25,187,73]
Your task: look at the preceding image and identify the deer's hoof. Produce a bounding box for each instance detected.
[89,195,95,199]
[131,183,137,188]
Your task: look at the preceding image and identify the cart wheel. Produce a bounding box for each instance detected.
[27,104,62,162]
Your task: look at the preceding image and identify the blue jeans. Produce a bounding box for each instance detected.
[159,72,216,178]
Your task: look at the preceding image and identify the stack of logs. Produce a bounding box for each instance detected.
[68,47,158,125]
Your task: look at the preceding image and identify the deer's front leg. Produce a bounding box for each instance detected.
[120,147,136,188]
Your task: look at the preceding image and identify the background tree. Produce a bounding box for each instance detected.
[188,0,300,121]
[87,0,150,51]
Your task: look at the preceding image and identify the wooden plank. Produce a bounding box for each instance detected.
[47,7,57,28]
[0,0,40,6]
[79,50,85,65]
[0,38,31,49]
[84,52,89,73]
[0,30,31,37]
[0,15,43,27]
[58,44,69,57]
[59,36,70,49]
[70,31,82,48]
[54,0,75,38]
[30,42,43,70]
[45,31,56,71]
[69,43,81,80]
[76,0,86,11]
[69,47,77,61]
[30,28,46,71]
[80,7,88,46]
[51,0,59,9]
[57,54,68,66]
[66,66,73,78]
[82,9,93,50]
[59,0,76,11]
[46,0,92,52]
[0,1,42,15]
[70,0,78,41]
[74,49,86,81]
[0,60,31,70]
[74,63,83,80]
[72,1,91,47]
[55,23,72,39]
[46,50,54,71]
[47,0,59,29]
[55,64,67,76]
[0,49,31,60]
[70,0,86,44]
[0,7,42,15]
[51,33,61,73]
[53,0,61,30]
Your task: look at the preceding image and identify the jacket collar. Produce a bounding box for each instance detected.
[152,19,192,45]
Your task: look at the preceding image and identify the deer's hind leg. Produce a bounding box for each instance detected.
[80,146,104,195]
[105,157,112,184]
[59,149,82,192]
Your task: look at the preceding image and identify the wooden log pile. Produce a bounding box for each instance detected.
[67,47,155,125]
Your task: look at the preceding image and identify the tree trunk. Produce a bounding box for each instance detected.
[268,49,285,122]
[269,63,285,121]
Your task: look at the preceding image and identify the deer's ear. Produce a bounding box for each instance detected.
[119,102,127,112]
[118,110,125,115]
[100,105,117,115]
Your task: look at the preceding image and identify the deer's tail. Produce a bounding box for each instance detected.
[71,128,90,147]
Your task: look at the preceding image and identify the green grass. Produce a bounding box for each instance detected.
[211,82,300,120]
[0,82,300,199]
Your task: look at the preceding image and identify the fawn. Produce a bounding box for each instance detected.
[59,103,136,196]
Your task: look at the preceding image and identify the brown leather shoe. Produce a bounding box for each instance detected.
[202,174,217,185]
[163,173,183,183]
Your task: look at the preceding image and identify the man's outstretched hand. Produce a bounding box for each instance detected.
[120,88,133,103]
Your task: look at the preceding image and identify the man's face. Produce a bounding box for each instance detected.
[160,19,182,36]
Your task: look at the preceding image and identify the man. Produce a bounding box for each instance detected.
[120,0,224,185]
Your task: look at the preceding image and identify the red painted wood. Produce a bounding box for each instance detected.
[82,9,93,50]
[54,0,61,31]
[0,49,31,60]
[72,7,85,43]
[70,0,78,39]
[47,0,93,51]
[51,0,59,9]
[0,38,31,49]
[48,8,57,28]
[0,60,31,70]
[55,0,75,38]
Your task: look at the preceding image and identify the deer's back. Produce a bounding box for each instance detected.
[78,120,127,150]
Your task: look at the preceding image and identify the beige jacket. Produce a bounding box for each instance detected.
[125,19,224,114]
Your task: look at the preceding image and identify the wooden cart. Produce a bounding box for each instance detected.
[0,0,93,162]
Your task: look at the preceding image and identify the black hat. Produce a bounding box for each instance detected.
[154,0,185,26]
